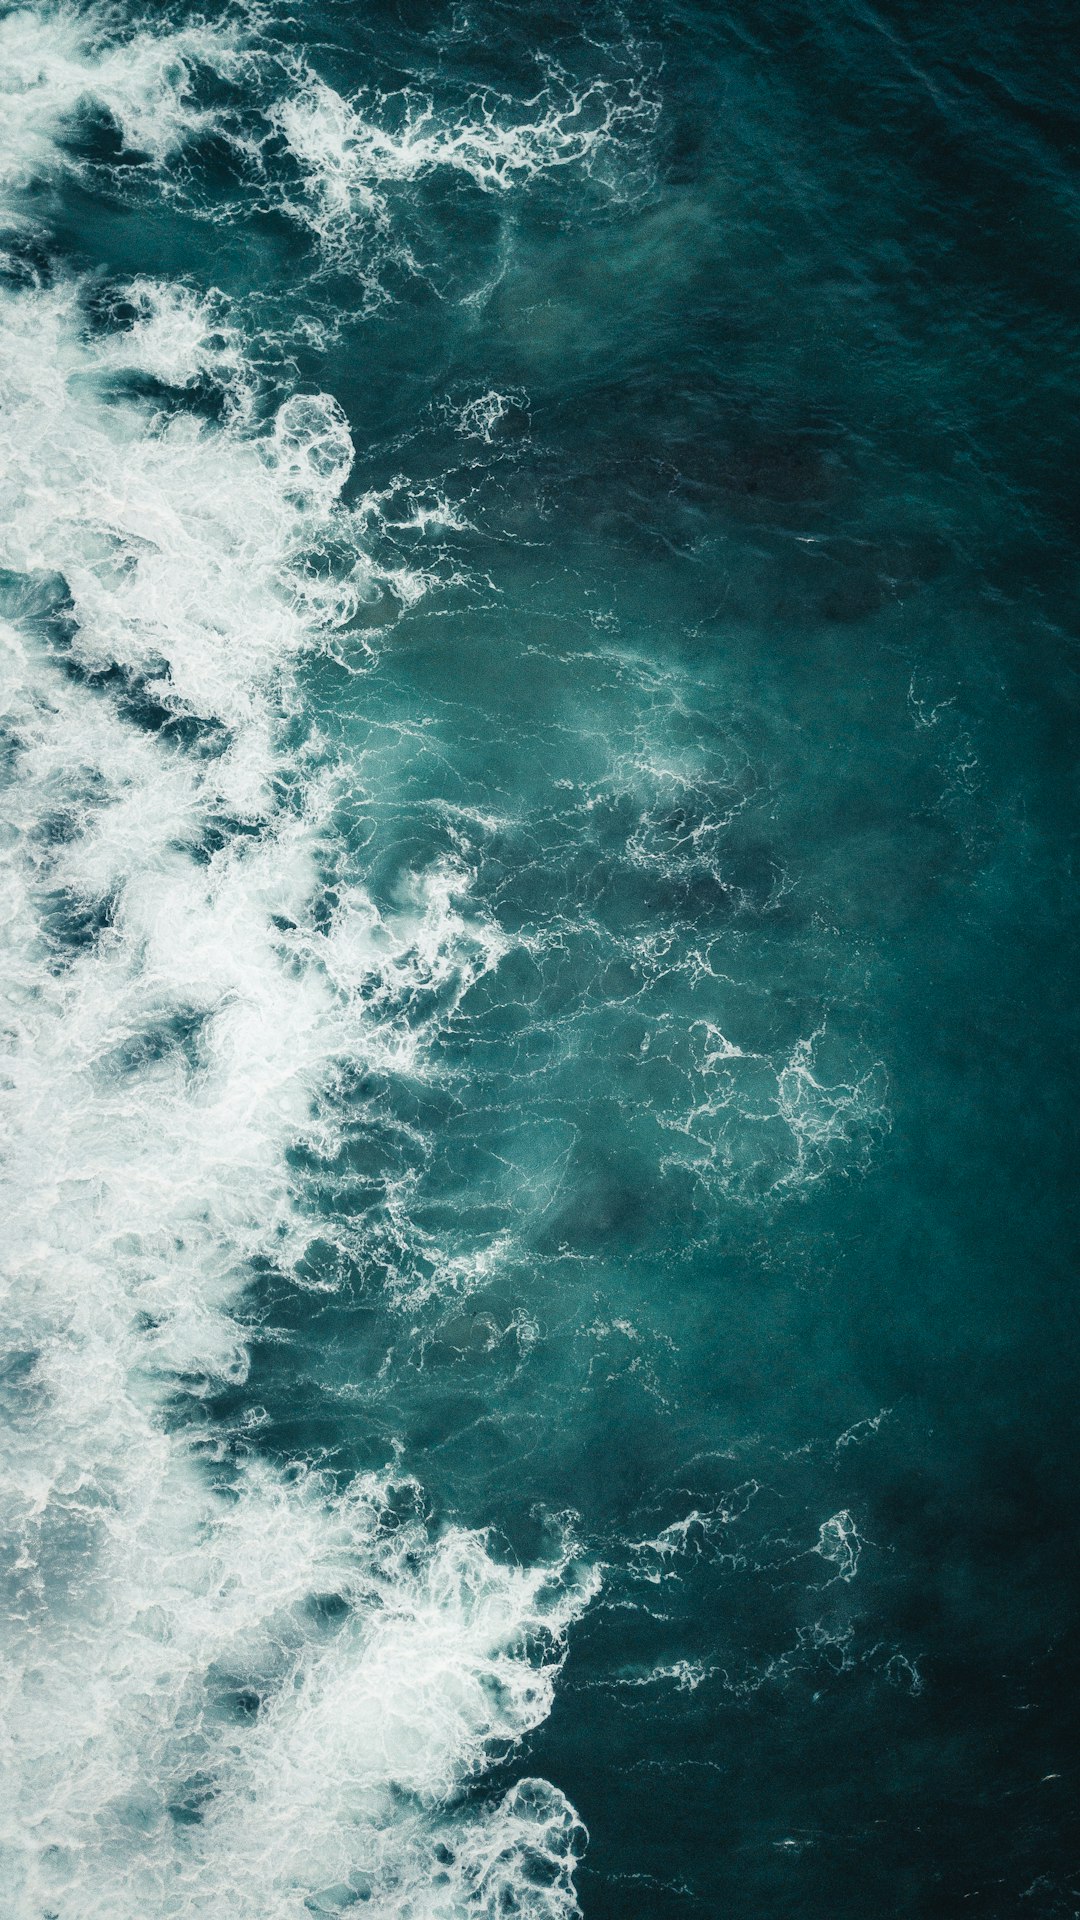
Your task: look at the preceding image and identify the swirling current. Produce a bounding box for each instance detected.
[1,2,1078,1916]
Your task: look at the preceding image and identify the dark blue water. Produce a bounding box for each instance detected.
[1,2,1078,1915]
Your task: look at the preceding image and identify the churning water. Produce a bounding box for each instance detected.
[1,2,1078,1915]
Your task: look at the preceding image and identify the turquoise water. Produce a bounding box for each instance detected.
[1,2,1078,1915]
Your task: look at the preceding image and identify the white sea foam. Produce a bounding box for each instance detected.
[94,278,256,413]
[658,1018,890,1201]
[0,5,253,191]
[443,388,530,444]
[0,14,599,1912]
[812,1510,865,1584]
[271,67,654,266]
[0,3,654,308]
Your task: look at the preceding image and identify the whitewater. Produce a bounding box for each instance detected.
[0,7,623,1914]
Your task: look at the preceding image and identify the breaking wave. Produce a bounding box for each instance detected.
[0,5,613,1912]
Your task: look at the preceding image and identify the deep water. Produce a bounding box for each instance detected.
[1,1,1079,1916]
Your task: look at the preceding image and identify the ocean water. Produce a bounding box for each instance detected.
[1,1,1078,1915]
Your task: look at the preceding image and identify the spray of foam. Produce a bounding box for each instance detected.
[0,12,600,1916]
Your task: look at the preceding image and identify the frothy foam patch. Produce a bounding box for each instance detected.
[0,6,655,305]
[441,386,531,443]
[272,66,654,256]
[0,5,252,191]
[95,277,257,413]
[0,23,597,1904]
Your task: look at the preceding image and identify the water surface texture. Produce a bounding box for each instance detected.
[1,2,1078,1916]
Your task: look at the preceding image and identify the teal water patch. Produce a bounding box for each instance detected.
[1,1,1078,1916]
